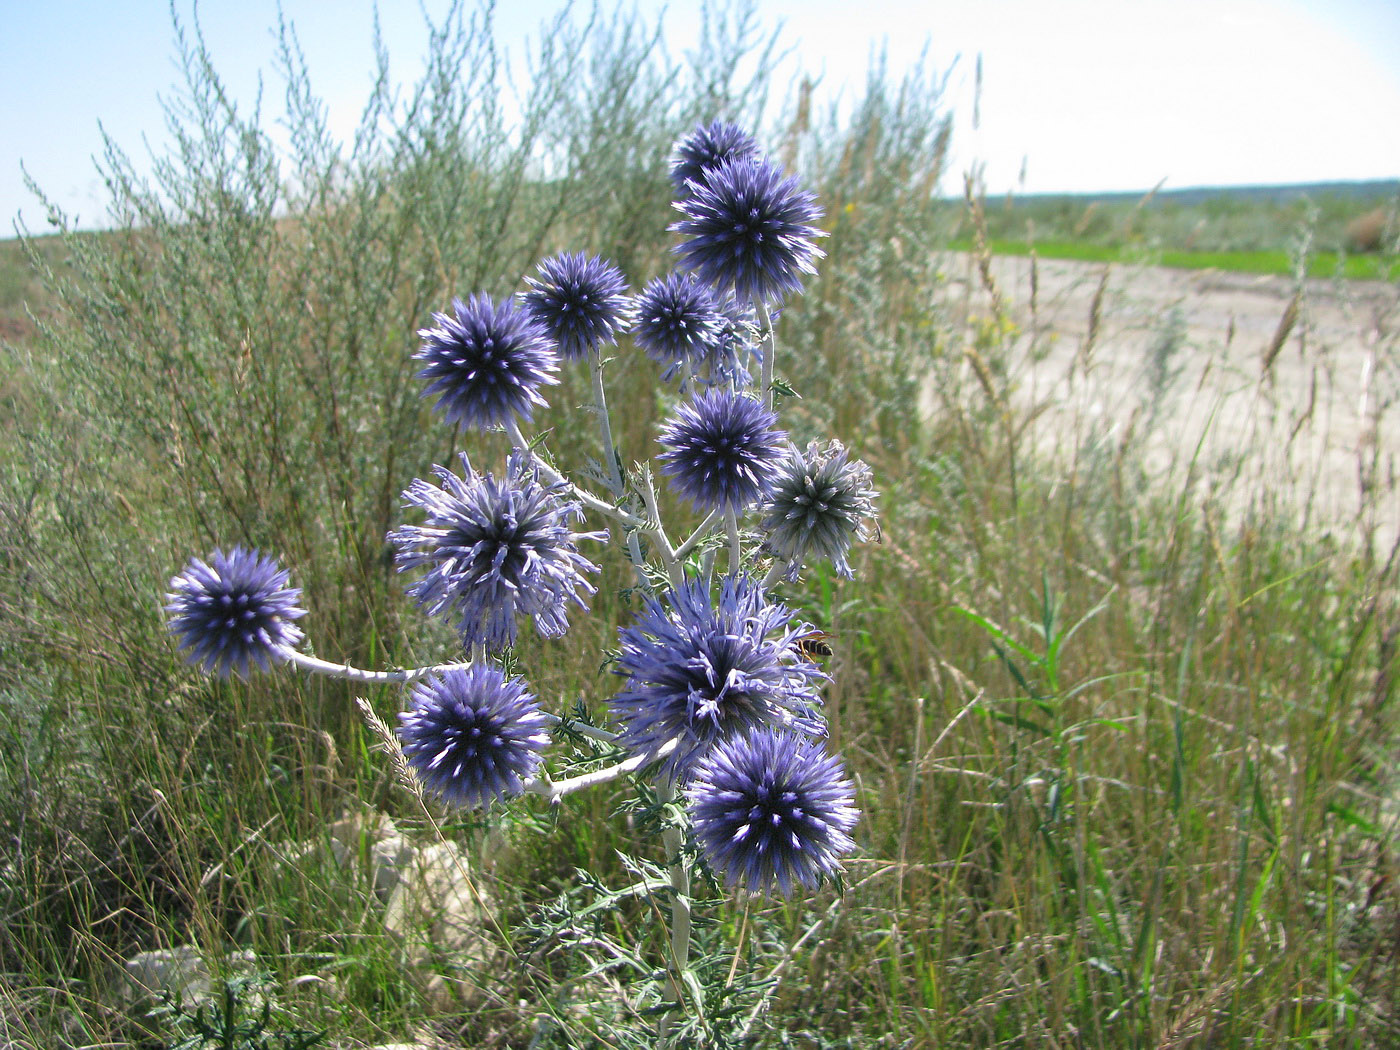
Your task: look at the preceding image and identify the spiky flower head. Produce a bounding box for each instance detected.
[760,440,879,579]
[633,271,726,382]
[398,665,551,809]
[657,389,786,514]
[165,548,306,678]
[388,451,605,651]
[670,156,825,306]
[415,294,559,430]
[609,575,825,780]
[687,727,858,897]
[670,120,761,196]
[522,252,634,361]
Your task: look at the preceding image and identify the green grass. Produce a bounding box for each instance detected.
[948,236,1400,280]
[1,2,1398,1047]
[963,183,1398,258]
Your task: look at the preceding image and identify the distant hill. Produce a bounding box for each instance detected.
[956,178,1398,257]
[988,180,1399,208]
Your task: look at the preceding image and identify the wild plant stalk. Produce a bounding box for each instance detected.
[160,120,875,1045]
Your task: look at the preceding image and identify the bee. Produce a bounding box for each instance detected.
[794,629,834,660]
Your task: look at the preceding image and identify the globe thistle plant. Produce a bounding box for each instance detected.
[388,451,605,651]
[415,294,559,430]
[671,155,826,306]
[686,727,858,897]
[522,251,634,361]
[657,389,787,514]
[609,575,826,780]
[633,271,725,382]
[669,119,760,197]
[398,665,551,809]
[760,440,879,579]
[165,548,306,678]
[163,123,870,1028]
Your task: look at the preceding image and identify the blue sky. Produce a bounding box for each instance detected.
[3,0,1398,232]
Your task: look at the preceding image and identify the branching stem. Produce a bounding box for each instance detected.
[523,737,679,802]
[637,470,684,589]
[673,508,723,562]
[658,777,694,1033]
[726,509,742,575]
[758,300,777,412]
[505,418,651,530]
[590,352,649,588]
[761,557,793,591]
[279,648,618,744]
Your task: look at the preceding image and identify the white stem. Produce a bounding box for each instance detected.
[758,300,776,411]
[659,777,693,1029]
[590,353,650,587]
[523,737,679,803]
[638,472,684,589]
[548,715,621,746]
[280,647,471,684]
[761,557,793,591]
[279,648,618,744]
[726,510,742,575]
[673,508,723,562]
[505,419,652,530]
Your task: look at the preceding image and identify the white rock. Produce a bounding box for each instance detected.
[120,947,256,1007]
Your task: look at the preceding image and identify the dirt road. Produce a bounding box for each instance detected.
[934,253,1400,550]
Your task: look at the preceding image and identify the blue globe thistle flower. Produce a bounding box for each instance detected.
[760,440,879,580]
[633,272,725,382]
[657,389,786,515]
[609,575,826,780]
[521,252,634,361]
[415,294,559,430]
[670,120,761,197]
[397,664,551,809]
[670,156,826,306]
[702,294,763,390]
[387,451,606,651]
[686,728,858,897]
[165,547,306,678]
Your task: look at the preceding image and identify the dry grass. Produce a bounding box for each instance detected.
[1,2,1397,1047]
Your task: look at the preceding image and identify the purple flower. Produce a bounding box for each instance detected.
[415,294,559,430]
[398,665,551,809]
[658,389,786,514]
[703,294,763,389]
[686,728,858,897]
[760,440,879,579]
[388,451,605,651]
[670,156,825,306]
[165,548,306,678]
[521,252,634,361]
[670,120,761,197]
[608,576,825,780]
[633,272,725,382]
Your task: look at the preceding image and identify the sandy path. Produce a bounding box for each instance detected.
[932,253,1400,550]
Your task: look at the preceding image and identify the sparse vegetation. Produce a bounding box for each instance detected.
[1,2,1397,1047]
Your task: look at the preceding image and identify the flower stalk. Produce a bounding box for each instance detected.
[659,777,694,1032]
[589,351,650,588]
